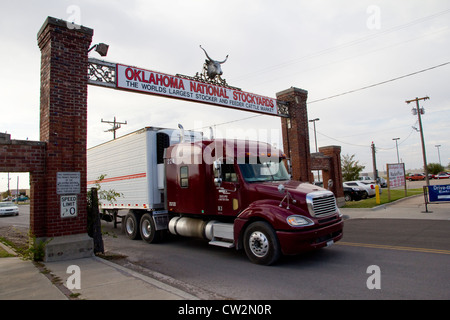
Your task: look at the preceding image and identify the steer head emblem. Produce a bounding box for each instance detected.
[200,45,228,80]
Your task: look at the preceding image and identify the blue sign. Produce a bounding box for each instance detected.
[428,185,450,202]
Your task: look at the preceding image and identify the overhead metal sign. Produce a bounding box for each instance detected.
[116,64,278,116]
[88,58,289,117]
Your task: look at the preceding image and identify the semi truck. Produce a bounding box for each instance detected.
[87,126,343,265]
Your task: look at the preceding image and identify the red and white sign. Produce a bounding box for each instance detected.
[116,64,278,116]
[387,163,406,188]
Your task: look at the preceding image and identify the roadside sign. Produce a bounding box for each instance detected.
[427,185,450,202]
[386,163,407,201]
[387,163,405,188]
[61,195,77,218]
[57,172,80,195]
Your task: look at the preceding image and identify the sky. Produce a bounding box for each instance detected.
[1,0,449,191]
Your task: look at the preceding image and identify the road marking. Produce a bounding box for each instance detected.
[336,241,450,255]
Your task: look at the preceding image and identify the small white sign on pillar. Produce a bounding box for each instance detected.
[61,195,77,218]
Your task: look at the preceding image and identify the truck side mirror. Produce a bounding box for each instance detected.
[286,159,292,175]
[214,177,223,186]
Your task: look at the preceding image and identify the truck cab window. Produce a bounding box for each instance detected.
[221,164,237,182]
[180,166,189,188]
[238,160,290,183]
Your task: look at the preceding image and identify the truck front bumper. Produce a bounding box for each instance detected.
[276,219,344,255]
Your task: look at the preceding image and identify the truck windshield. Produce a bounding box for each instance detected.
[238,161,290,183]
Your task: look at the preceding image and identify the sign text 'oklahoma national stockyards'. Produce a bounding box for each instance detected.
[116,64,278,116]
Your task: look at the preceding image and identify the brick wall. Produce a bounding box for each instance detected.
[35,17,93,238]
[277,87,312,182]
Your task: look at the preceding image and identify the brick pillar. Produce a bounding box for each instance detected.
[36,17,93,261]
[319,146,345,206]
[277,88,312,182]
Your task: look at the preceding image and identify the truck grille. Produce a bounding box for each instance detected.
[306,191,337,218]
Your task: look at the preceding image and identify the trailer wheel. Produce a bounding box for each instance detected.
[124,211,141,240]
[140,213,163,243]
[243,221,281,265]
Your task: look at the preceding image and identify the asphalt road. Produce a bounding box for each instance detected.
[98,218,449,300]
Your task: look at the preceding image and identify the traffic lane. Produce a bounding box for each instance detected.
[0,204,30,228]
[100,220,450,300]
[342,219,450,251]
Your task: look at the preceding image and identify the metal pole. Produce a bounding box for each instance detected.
[393,138,400,163]
[406,96,430,186]
[435,144,441,166]
[309,118,320,181]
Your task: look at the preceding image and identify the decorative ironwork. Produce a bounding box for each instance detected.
[88,58,116,88]
[277,100,290,118]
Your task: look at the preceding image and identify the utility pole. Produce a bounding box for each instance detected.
[406,96,430,186]
[101,117,127,139]
[371,142,378,183]
[392,138,400,163]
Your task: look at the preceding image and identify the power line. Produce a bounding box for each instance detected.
[198,61,449,130]
[230,8,450,83]
[308,61,450,104]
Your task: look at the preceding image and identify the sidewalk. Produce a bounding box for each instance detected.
[0,241,198,300]
[1,195,448,300]
[340,194,450,220]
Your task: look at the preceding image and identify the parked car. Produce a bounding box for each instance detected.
[408,173,426,181]
[343,186,367,201]
[359,176,375,183]
[12,195,29,202]
[344,181,380,198]
[436,172,450,179]
[0,202,19,216]
[378,177,387,188]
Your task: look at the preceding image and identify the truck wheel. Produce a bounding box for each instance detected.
[140,213,162,243]
[124,211,141,240]
[243,221,281,265]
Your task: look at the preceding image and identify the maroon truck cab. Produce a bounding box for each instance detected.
[165,139,343,265]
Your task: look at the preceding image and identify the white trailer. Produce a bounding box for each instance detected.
[87,126,202,211]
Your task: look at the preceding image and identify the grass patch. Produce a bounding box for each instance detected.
[343,188,423,208]
[0,245,15,258]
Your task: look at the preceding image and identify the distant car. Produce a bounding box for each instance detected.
[358,176,375,183]
[436,172,450,179]
[408,173,425,181]
[0,202,19,216]
[378,177,387,188]
[343,186,366,201]
[12,195,29,202]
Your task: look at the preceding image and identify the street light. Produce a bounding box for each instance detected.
[392,138,400,163]
[88,43,109,57]
[309,118,320,152]
[309,118,320,182]
[435,144,442,166]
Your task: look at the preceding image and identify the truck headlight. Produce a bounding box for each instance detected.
[286,215,314,227]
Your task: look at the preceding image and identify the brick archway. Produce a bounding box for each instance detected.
[0,17,343,261]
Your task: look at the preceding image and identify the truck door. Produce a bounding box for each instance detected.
[214,162,241,216]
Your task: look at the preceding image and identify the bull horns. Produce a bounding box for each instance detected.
[200,45,228,64]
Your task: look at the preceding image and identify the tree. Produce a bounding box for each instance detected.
[427,163,444,174]
[341,154,365,182]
